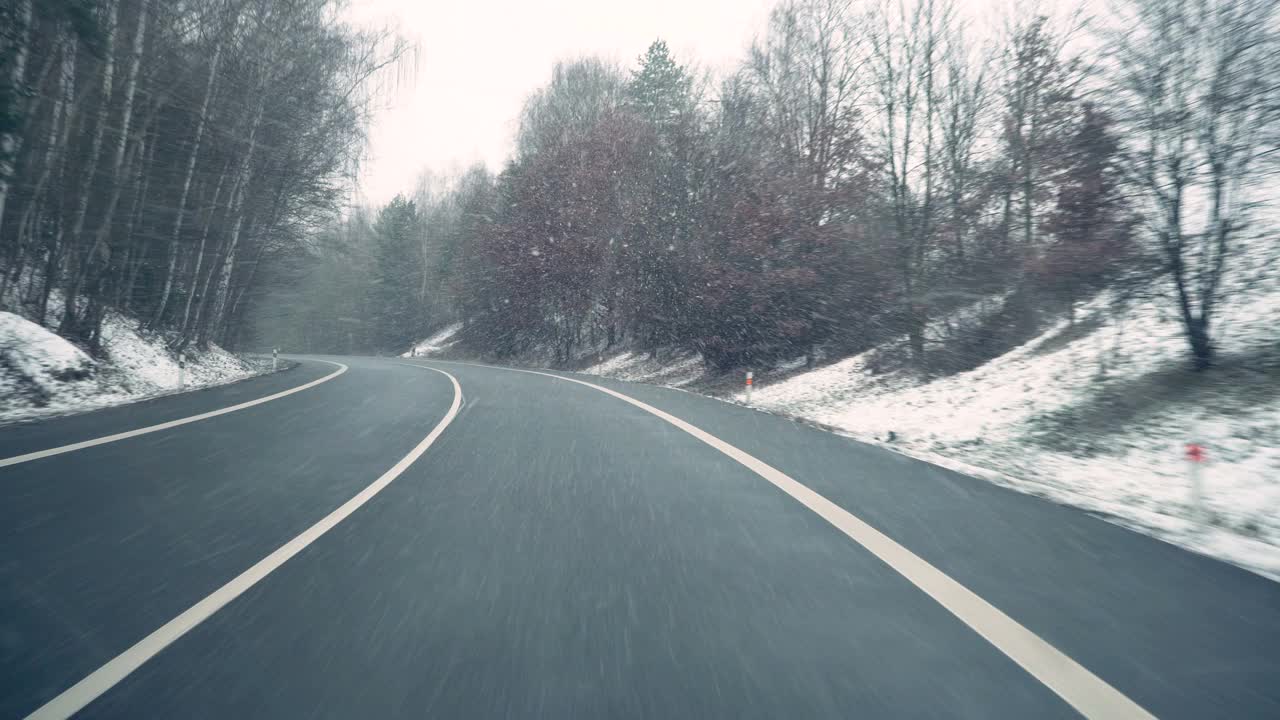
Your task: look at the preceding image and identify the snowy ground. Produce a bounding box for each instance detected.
[0,311,262,425]
[579,350,707,388]
[401,323,462,358]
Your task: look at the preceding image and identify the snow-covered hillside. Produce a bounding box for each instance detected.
[401,323,462,358]
[1,311,259,425]
[746,280,1280,579]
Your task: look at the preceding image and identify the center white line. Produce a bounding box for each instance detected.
[414,358,1157,720]
[26,364,463,720]
[1,360,349,469]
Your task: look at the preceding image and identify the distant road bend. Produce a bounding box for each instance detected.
[2,355,1278,719]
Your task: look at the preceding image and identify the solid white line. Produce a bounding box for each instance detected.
[0,361,349,469]
[415,359,1156,720]
[25,364,463,720]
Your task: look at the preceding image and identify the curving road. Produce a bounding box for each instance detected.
[2,356,1278,719]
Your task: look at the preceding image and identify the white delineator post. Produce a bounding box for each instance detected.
[177,351,185,390]
[745,371,754,405]
[1186,440,1206,525]
[272,347,278,372]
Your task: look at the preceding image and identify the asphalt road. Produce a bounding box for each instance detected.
[2,355,1278,718]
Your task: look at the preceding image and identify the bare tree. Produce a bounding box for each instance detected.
[150,31,222,329]
[867,0,954,366]
[1108,0,1280,369]
[747,0,866,202]
[59,0,119,338]
[939,26,991,268]
[0,0,33,232]
[0,0,408,353]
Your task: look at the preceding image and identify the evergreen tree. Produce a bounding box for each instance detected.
[371,195,424,350]
[998,16,1081,253]
[1039,105,1134,321]
[625,40,700,355]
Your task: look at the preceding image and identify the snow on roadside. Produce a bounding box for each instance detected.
[402,323,462,357]
[749,280,1280,580]
[581,350,706,388]
[0,311,96,403]
[1,310,259,425]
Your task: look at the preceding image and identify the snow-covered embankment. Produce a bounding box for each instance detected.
[1,311,259,424]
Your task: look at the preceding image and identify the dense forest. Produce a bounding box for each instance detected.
[4,0,1277,376]
[0,0,402,351]
[260,0,1279,374]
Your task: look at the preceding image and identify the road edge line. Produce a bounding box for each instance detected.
[1,360,349,468]
[25,364,463,720]
[415,358,1156,720]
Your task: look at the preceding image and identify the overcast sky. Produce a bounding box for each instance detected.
[346,0,776,206]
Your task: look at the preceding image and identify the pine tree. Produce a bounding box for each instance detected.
[371,195,424,350]
[627,40,693,139]
[998,16,1081,253]
[1039,105,1133,322]
[625,40,699,355]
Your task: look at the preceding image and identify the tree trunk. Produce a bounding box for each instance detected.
[201,93,265,348]
[216,164,292,347]
[1022,167,1034,248]
[78,1,148,291]
[1000,181,1013,252]
[61,0,119,337]
[121,124,157,312]
[1187,315,1212,371]
[16,28,75,260]
[150,41,221,329]
[220,235,271,348]
[28,29,79,326]
[180,165,229,332]
[0,0,33,233]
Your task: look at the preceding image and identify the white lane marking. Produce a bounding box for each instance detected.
[415,359,1156,720]
[25,365,463,720]
[0,361,348,469]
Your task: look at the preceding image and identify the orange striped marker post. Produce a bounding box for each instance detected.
[745,371,754,405]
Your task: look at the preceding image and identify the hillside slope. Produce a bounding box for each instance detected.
[1,311,261,425]
[746,280,1278,577]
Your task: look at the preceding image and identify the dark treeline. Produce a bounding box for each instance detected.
[0,0,403,352]
[234,0,1280,371]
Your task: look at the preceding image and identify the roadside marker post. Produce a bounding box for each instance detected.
[745,371,754,405]
[1186,441,1206,525]
[177,352,185,390]
[273,347,278,372]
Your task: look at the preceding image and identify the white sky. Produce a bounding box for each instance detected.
[346,0,776,206]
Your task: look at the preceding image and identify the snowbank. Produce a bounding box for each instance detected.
[402,323,462,358]
[581,350,706,388]
[0,311,258,425]
[0,311,96,405]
